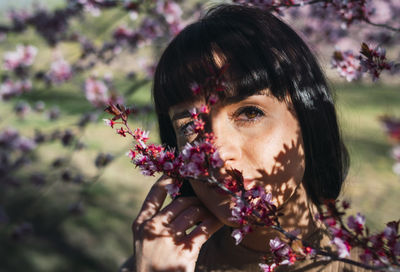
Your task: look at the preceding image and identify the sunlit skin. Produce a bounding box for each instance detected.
[169,91,319,253]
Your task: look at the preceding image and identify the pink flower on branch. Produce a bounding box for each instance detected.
[259,263,277,272]
[84,77,109,107]
[3,44,38,71]
[0,79,32,100]
[48,57,72,84]
[347,213,366,234]
[331,49,362,82]
[359,43,395,82]
[102,118,115,128]
[332,237,351,258]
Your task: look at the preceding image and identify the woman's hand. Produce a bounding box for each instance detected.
[132,176,223,272]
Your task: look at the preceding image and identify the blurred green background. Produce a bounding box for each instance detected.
[0,1,399,271]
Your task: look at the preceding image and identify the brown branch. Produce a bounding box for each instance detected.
[365,20,400,32]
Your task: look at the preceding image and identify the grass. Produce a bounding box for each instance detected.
[335,83,400,230]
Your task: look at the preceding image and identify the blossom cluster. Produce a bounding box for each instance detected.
[319,200,400,267]
[331,43,395,82]
[314,0,375,27]
[0,79,32,100]
[47,57,73,84]
[359,43,395,82]
[258,237,301,272]
[3,44,38,71]
[230,186,278,245]
[84,75,124,107]
[103,103,224,198]
[331,49,362,82]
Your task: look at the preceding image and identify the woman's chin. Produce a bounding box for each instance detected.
[189,179,239,227]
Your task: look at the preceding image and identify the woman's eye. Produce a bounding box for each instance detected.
[178,121,195,137]
[234,106,264,122]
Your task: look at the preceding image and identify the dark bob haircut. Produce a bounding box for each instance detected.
[152,4,349,205]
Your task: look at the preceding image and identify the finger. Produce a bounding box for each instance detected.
[184,217,224,249]
[133,176,172,226]
[155,197,201,226]
[168,205,209,236]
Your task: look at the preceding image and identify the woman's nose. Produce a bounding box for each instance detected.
[211,116,241,164]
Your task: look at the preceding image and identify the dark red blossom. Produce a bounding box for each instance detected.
[117,127,127,137]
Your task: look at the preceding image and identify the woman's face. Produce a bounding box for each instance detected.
[169,90,306,226]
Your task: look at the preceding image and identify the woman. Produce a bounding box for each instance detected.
[122,4,364,272]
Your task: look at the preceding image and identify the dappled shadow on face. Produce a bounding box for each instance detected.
[250,127,317,235]
[254,125,304,203]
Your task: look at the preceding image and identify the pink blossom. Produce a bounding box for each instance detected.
[359,44,394,82]
[200,105,209,114]
[165,183,180,196]
[48,57,72,83]
[384,224,397,240]
[184,161,203,178]
[165,182,181,198]
[102,118,115,128]
[191,152,205,164]
[117,127,127,137]
[347,213,365,234]
[245,185,265,198]
[163,161,174,171]
[126,149,136,160]
[0,80,17,100]
[270,237,290,257]
[133,128,150,147]
[78,0,103,16]
[331,49,362,82]
[3,44,38,70]
[210,151,224,168]
[84,77,109,107]
[231,225,251,245]
[208,94,219,105]
[231,228,244,245]
[156,0,183,25]
[190,82,201,95]
[259,263,277,272]
[332,237,351,258]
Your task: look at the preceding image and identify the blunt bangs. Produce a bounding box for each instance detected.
[152,4,350,206]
